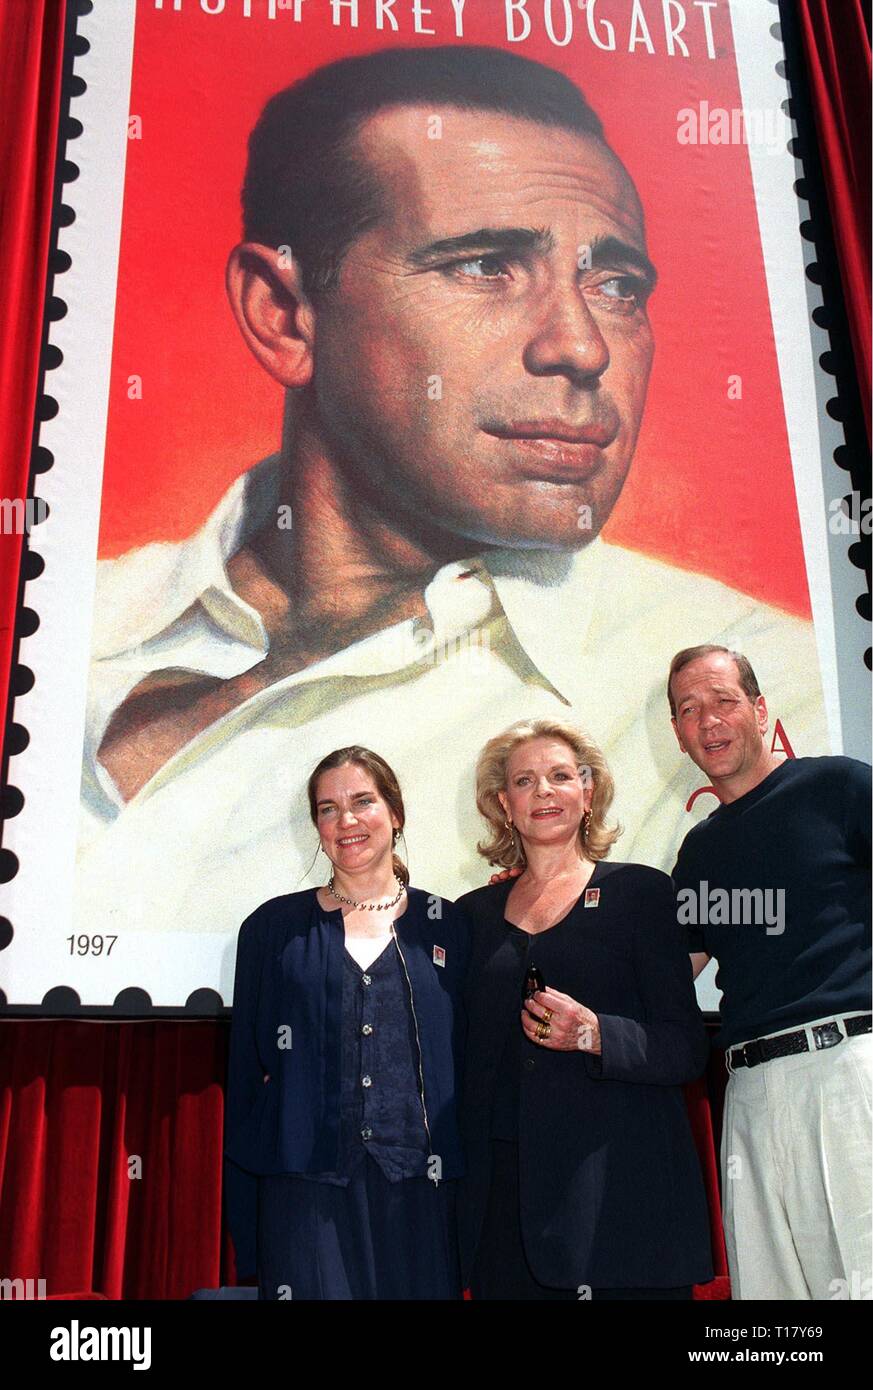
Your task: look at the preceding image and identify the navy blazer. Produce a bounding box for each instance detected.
[223,886,469,1279]
[457,864,714,1290]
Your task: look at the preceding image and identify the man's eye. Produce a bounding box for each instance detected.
[589,275,647,308]
[452,255,510,280]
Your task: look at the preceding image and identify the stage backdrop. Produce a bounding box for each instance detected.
[1,0,866,1011]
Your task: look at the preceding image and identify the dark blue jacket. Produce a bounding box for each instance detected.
[223,886,469,1279]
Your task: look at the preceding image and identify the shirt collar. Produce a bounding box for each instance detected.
[485,541,603,704]
[91,453,604,701]
[91,452,282,663]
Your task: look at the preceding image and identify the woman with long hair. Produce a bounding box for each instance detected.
[224,745,468,1299]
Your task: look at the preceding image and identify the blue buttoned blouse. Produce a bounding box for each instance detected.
[223,886,469,1278]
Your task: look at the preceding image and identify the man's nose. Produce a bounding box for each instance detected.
[523,281,610,383]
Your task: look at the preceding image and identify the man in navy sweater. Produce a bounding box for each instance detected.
[669,644,871,1301]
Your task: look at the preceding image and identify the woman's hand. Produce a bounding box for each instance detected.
[521,987,601,1053]
[488,866,523,885]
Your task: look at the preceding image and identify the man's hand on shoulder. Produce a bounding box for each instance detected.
[690,951,711,980]
[488,866,523,885]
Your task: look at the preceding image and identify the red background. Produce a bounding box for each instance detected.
[102,0,810,613]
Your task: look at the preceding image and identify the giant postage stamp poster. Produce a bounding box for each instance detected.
[1,0,864,1010]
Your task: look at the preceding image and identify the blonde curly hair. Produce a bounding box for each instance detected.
[474,719,621,868]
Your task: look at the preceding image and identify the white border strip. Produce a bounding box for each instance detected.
[729,0,843,754]
[0,2,137,1002]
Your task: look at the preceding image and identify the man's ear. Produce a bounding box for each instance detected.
[671,716,687,755]
[754,695,769,737]
[226,242,316,389]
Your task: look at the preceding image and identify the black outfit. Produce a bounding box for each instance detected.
[223,886,468,1299]
[458,862,714,1298]
[672,756,872,1051]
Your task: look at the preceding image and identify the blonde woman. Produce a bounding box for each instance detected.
[457,719,713,1300]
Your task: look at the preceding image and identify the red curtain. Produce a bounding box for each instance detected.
[0,1017,726,1298]
[0,0,866,1303]
[797,0,872,443]
[0,0,67,763]
[0,1020,239,1298]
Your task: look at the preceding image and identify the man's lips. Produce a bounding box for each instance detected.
[484,419,616,447]
[483,420,616,479]
[702,739,731,754]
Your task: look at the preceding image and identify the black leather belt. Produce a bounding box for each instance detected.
[727,1014,872,1070]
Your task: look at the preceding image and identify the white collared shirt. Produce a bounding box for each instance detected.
[75,453,830,956]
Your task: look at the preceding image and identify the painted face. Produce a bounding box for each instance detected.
[671,653,769,788]
[498,736,593,849]
[310,106,655,554]
[314,763,400,874]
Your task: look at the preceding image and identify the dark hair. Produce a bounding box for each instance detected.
[307,745,409,886]
[667,645,762,717]
[242,45,606,298]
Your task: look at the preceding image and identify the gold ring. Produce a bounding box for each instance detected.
[535,1020,547,1038]
[542,1008,554,1023]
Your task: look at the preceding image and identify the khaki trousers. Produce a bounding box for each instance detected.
[720,1011,872,1300]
